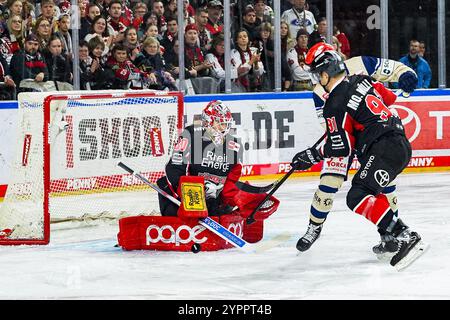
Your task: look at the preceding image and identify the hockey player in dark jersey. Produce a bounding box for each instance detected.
[157,100,243,217]
[301,43,418,245]
[291,48,428,270]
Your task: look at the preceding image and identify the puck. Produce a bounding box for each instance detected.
[191,243,201,253]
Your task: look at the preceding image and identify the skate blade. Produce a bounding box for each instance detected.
[376,252,395,262]
[394,240,430,271]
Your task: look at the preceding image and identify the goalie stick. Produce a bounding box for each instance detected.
[246,133,327,225]
[117,162,253,252]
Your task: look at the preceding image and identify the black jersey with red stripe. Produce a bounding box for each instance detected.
[163,124,243,207]
[322,75,406,159]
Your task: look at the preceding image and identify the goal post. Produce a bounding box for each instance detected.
[0,90,184,245]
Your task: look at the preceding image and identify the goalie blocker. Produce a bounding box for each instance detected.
[117,176,280,251]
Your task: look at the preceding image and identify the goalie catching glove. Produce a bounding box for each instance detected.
[291,147,323,170]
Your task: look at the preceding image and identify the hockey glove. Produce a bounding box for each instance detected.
[398,71,418,94]
[207,198,234,216]
[204,181,221,199]
[291,147,323,171]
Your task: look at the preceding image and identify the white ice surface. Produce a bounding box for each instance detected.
[1,172,449,300]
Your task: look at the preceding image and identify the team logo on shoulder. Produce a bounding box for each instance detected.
[227,140,240,152]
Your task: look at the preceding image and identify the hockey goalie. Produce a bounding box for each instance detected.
[117,100,279,251]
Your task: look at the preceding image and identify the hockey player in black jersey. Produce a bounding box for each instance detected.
[157,100,243,217]
[291,48,428,270]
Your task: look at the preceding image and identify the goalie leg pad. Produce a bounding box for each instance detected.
[117,215,245,251]
[310,175,344,224]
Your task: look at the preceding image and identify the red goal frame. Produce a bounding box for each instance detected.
[0,91,184,245]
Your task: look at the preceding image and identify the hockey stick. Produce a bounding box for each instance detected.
[235,181,274,194]
[246,132,327,225]
[117,162,252,252]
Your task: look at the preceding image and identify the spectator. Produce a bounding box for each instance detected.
[107,0,130,44]
[78,40,93,90]
[43,35,73,89]
[22,0,35,35]
[92,0,108,17]
[10,33,49,90]
[33,16,53,52]
[164,0,177,21]
[333,24,350,58]
[4,0,23,18]
[160,15,178,53]
[123,26,140,62]
[141,12,158,35]
[86,36,114,89]
[287,28,314,91]
[241,5,260,44]
[254,22,274,91]
[281,0,317,36]
[0,52,15,99]
[134,36,177,90]
[144,24,165,55]
[80,3,101,40]
[419,41,426,58]
[280,21,294,92]
[399,39,431,89]
[164,38,199,80]
[280,20,295,53]
[2,14,25,63]
[54,14,72,56]
[205,0,223,36]
[204,32,225,89]
[84,15,113,58]
[182,0,195,26]
[106,43,147,89]
[39,0,58,31]
[184,23,212,78]
[254,0,274,25]
[332,36,347,60]
[231,28,264,92]
[132,2,147,30]
[308,16,326,48]
[151,0,167,34]
[76,0,87,19]
[195,7,211,54]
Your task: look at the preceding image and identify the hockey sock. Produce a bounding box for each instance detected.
[352,193,395,227]
[310,175,343,224]
[383,184,399,216]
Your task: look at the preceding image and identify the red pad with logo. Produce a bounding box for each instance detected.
[177,176,208,219]
[233,190,280,243]
[117,215,245,251]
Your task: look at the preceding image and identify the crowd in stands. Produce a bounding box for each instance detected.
[0,0,432,100]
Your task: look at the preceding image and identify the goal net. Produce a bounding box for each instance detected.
[0,90,183,245]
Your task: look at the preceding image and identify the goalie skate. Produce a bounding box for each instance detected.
[390,232,429,271]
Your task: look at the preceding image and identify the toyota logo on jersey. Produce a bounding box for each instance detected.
[374,169,390,187]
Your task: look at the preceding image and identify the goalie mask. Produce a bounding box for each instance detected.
[202,100,233,145]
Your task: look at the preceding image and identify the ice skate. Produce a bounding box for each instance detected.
[296,221,323,252]
[373,234,400,261]
[390,230,429,271]
[373,218,409,261]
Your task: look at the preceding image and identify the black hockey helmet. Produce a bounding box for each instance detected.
[306,42,346,78]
